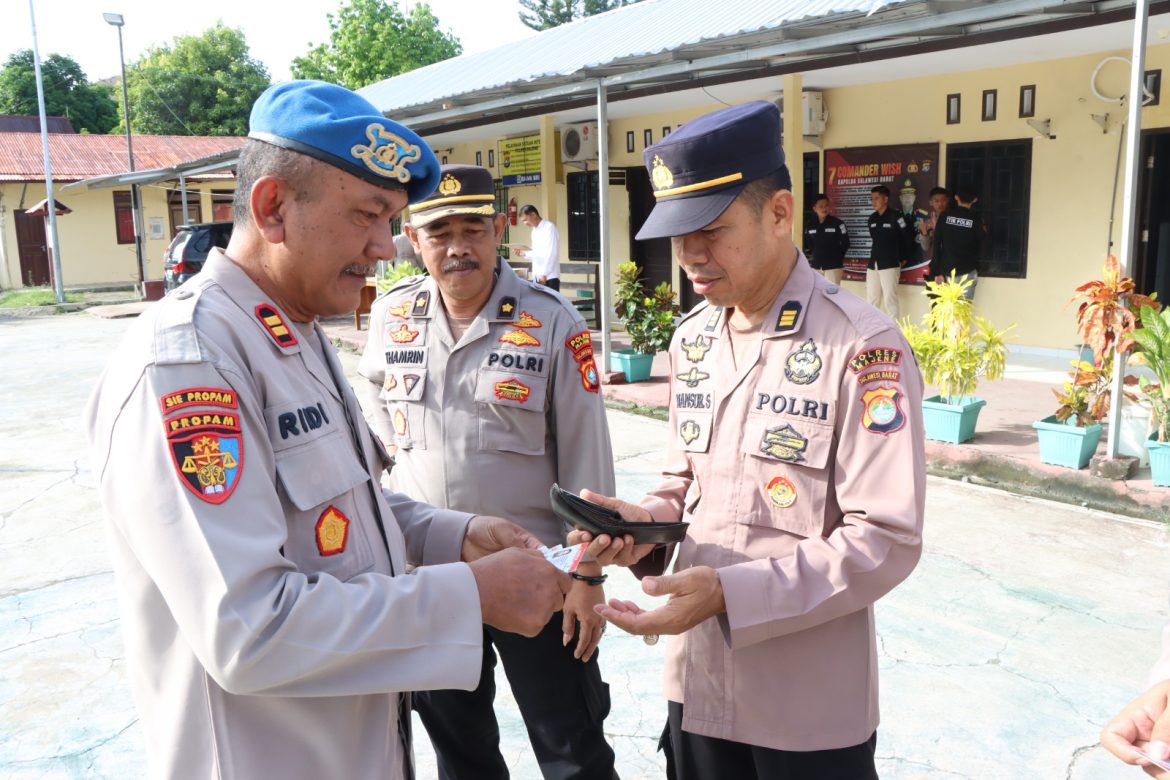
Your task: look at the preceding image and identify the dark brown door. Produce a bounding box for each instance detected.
[15,209,50,286]
[1136,130,1170,303]
[625,167,681,308]
[167,190,202,236]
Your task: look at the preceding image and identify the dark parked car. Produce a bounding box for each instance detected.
[163,222,232,291]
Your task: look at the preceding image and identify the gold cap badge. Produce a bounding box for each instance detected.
[351,124,422,183]
[651,155,674,191]
[437,173,462,196]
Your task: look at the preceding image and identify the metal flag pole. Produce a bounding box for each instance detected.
[28,0,65,302]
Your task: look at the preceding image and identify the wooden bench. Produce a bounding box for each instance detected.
[508,260,601,329]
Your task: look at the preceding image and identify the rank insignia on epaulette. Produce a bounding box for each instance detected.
[494,378,531,403]
[784,339,822,385]
[387,300,412,319]
[704,306,724,333]
[675,367,710,388]
[760,424,808,463]
[681,334,712,363]
[496,297,517,319]
[388,323,420,344]
[499,328,541,347]
[315,506,350,556]
[166,412,242,505]
[775,301,802,334]
[766,476,797,508]
[255,304,297,347]
[516,310,542,328]
[411,290,431,317]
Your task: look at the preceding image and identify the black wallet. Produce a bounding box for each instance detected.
[550,484,689,544]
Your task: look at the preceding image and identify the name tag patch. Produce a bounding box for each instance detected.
[487,350,545,374]
[276,403,332,440]
[385,346,428,367]
[675,392,712,410]
[755,392,829,421]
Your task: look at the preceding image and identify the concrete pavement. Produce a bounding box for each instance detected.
[1,310,1169,778]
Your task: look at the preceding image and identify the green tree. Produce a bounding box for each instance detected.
[291,0,462,89]
[124,24,270,136]
[0,50,119,134]
[518,0,641,31]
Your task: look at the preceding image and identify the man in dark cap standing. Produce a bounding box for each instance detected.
[359,164,617,780]
[85,81,570,780]
[570,100,927,779]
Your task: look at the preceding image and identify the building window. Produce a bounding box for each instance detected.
[476,150,483,166]
[567,170,600,260]
[626,131,635,153]
[113,191,135,244]
[946,138,1033,278]
[211,189,233,222]
[1145,70,1162,107]
[643,129,653,148]
[488,149,495,168]
[946,93,961,125]
[982,89,997,121]
[1019,85,1036,118]
[662,126,671,138]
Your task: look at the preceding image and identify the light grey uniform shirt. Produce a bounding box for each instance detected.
[358,259,614,547]
[85,250,484,780]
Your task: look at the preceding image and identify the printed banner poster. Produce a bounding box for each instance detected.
[498,134,543,186]
[824,143,939,284]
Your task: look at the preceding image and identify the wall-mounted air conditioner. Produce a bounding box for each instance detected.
[561,123,599,162]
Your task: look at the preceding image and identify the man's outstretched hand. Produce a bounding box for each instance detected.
[594,566,725,637]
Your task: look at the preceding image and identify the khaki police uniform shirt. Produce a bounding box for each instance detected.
[85,250,484,780]
[358,259,615,547]
[637,256,926,752]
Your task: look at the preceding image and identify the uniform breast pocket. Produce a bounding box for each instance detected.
[736,418,836,539]
[474,370,549,455]
[274,430,376,581]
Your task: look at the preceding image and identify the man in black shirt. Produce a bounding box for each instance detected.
[930,189,984,300]
[803,193,850,285]
[867,185,912,318]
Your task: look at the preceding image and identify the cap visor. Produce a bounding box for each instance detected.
[411,204,496,228]
[635,186,742,241]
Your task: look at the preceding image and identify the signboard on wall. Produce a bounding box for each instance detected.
[824,143,939,283]
[498,135,542,186]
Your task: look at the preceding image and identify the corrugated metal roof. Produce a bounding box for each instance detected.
[358,0,919,111]
[0,133,244,182]
[0,116,76,133]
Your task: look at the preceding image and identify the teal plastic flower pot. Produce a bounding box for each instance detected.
[1147,434,1170,487]
[921,396,986,444]
[610,348,654,383]
[1032,415,1103,469]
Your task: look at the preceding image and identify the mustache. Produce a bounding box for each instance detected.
[441,259,480,273]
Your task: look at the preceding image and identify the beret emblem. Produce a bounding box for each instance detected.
[351,123,422,183]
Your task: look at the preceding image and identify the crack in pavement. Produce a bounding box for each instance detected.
[0,461,82,529]
[1065,742,1098,780]
[3,718,138,767]
[0,570,112,600]
[879,753,973,779]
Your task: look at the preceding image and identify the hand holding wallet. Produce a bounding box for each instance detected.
[550,484,689,545]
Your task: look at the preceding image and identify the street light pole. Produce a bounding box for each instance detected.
[104,12,146,296]
[29,0,65,303]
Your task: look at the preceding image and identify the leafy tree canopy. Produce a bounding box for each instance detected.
[291,0,462,90]
[0,50,119,134]
[518,0,642,31]
[124,23,270,136]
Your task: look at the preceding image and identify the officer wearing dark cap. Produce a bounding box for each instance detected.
[359,164,618,780]
[85,81,570,780]
[572,100,926,780]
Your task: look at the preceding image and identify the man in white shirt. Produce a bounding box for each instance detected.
[516,205,561,291]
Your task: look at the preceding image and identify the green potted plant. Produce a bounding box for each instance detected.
[376,261,425,294]
[899,272,1013,443]
[1131,304,1170,485]
[1032,360,1110,469]
[612,261,676,382]
[1058,255,1160,467]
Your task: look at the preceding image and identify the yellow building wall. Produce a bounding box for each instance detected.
[0,180,231,289]
[425,42,1170,351]
[818,43,1170,350]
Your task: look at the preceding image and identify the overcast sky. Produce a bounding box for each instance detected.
[5,0,536,83]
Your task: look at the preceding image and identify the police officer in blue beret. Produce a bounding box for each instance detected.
[572,100,926,780]
[85,80,571,780]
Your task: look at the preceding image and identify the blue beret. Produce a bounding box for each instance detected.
[636,101,789,240]
[248,80,440,204]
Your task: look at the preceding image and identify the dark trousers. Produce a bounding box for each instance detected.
[543,277,561,291]
[662,701,878,780]
[413,613,617,780]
